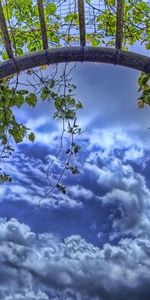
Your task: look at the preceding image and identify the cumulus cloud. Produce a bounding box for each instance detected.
[0,218,150,300]
[123,146,144,162]
[84,143,150,238]
[0,290,49,300]
[68,185,94,200]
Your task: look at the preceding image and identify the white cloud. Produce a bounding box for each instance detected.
[26,116,51,132]
[0,218,150,299]
[85,155,137,190]
[86,149,150,239]
[0,290,49,300]
[68,185,94,200]
[86,128,134,151]
[123,146,144,162]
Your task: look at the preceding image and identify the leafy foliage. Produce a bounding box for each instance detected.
[0,77,37,183]
[86,0,150,49]
[137,73,150,108]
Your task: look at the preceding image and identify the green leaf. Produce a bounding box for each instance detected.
[76,101,83,109]
[107,0,116,6]
[14,94,24,107]
[8,121,28,143]
[41,86,50,101]
[26,93,37,107]
[64,13,74,23]
[28,132,35,142]
[46,2,56,15]
[65,109,76,120]
[16,47,24,55]
[2,51,8,60]
[145,42,150,50]
[18,90,29,95]
[54,97,64,110]
[27,41,37,52]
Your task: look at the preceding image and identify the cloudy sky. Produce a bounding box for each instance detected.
[1,54,150,299]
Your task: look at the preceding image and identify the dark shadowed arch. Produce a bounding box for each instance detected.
[0,47,150,80]
[0,0,149,79]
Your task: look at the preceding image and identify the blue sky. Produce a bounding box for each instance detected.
[1,60,150,299]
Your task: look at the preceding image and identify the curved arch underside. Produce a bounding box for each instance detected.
[0,47,150,79]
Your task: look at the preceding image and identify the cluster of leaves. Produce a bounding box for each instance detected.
[0,78,36,183]
[1,0,61,59]
[137,72,150,108]
[86,0,150,49]
[0,0,81,57]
